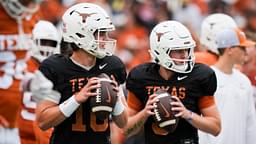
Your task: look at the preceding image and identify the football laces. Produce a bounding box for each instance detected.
[96,87,101,103]
[153,102,161,121]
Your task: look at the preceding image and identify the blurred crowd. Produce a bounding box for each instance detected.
[1,0,256,144]
[39,0,256,71]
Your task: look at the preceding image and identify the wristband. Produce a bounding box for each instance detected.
[186,110,194,123]
[59,95,80,117]
[112,99,125,116]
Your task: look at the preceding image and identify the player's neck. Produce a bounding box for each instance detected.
[71,49,96,67]
[159,66,174,80]
[214,56,234,74]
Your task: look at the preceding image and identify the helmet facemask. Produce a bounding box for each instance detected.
[31,20,60,62]
[32,39,59,62]
[1,0,41,19]
[62,3,117,59]
[149,21,196,73]
[166,47,195,73]
[151,46,195,74]
[89,27,116,58]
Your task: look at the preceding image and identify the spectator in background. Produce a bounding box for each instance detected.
[242,9,256,109]
[199,28,256,144]
[195,13,238,65]
[116,11,150,72]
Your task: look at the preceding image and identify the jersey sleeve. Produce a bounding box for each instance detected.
[106,55,127,85]
[39,55,58,87]
[198,65,217,96]
[127,91,143,111]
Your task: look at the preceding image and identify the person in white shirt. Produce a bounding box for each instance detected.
[199,28,256,144]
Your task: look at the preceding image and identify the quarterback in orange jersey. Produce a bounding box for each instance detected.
[19,20,60,144]
[0,0,42,143]
[195,13,238,66]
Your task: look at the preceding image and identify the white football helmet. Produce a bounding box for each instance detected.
[62,3,116,58]
[32,20,60,62]
[200,13,238,54]
[149,21,196,73]
[0,0,42,19]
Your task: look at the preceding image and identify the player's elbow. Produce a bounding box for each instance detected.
[213,122,221,136]
[211,118,221,136]
[36,114,53,131]
[37,120,51,131]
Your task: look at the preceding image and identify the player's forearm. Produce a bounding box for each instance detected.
[36,101,66,130]
[112,110,127,128]
[124,110,148,137]
[112,92,128,128]
[188,112,221,136]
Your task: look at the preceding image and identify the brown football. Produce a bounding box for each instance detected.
[153,89,179,132]
[90,73,118,120]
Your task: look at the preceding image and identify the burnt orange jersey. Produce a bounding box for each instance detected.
[195,51,218,66]
[0,5,37,128]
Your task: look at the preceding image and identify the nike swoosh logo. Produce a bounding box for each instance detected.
[99,63,107,69]
[177,75,188,81]
[159,103,170,118]
[106,86,111,103]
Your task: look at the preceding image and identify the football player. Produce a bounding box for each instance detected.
[0,0,42,143]
[125,21,221,144]
[32,3,127,144]
[199,28,256,144]
[20,20,60,144]
[195,13,238,65]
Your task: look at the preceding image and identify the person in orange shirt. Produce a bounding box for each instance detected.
[195,13,238,65]
[20,20,60,144]
[0,0,42,143]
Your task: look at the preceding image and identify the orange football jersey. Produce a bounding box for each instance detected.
[0,5,37,128]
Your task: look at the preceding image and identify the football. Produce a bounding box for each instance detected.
[90,73,118,120]
[153,89,179,132]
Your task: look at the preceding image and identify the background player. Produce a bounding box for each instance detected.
[20,20,60,144]
[0,0,42,143]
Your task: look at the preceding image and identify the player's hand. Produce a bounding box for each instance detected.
[75,77,101,103]
[110,75,119,93]
[142,94,158,118]
[171,96,191,119]
[0,115,9,128]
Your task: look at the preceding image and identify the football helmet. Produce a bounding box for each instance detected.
[62,3,116,58]
[32,20,60,62]
[149,20,196,73]
[200,13,237,54]
[0,0,42,19]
